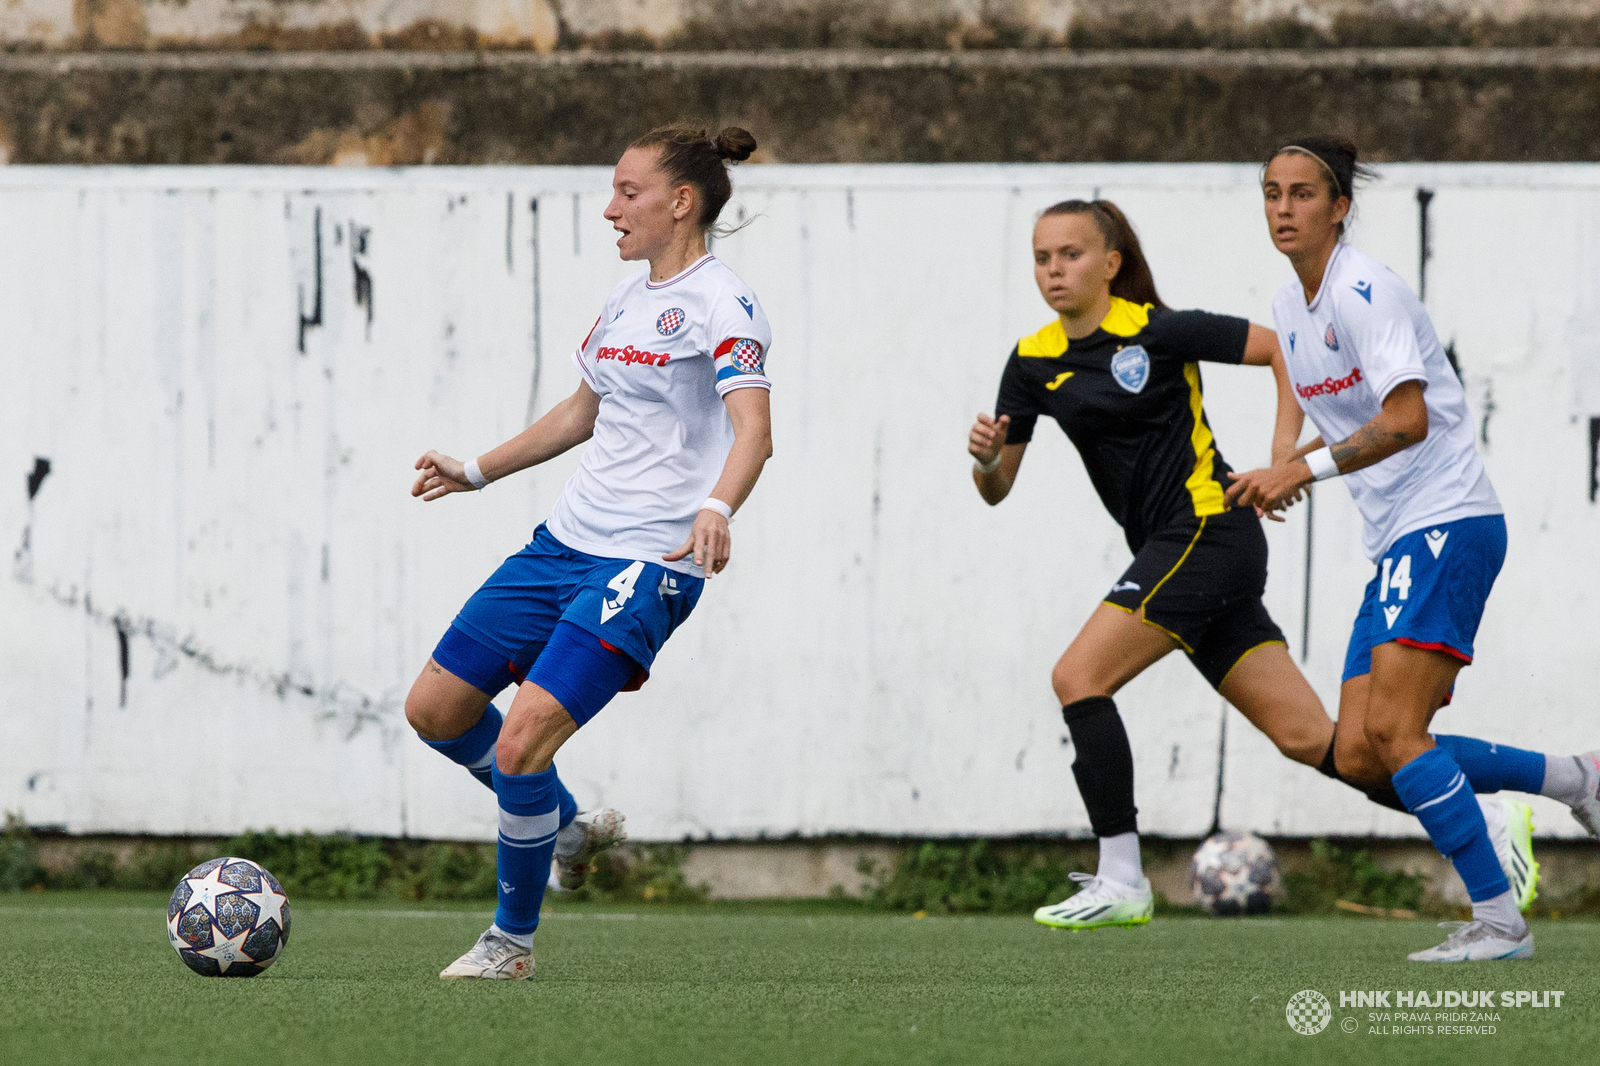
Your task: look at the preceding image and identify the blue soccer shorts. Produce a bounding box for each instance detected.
[1341,513,1507,682]
[431,524,704,725]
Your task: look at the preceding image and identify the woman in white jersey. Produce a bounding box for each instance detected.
[1229,137,1600,963]
[968,198,1529,933]
[402,125,774,980]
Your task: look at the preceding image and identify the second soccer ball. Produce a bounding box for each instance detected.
[1190,831,1281,916]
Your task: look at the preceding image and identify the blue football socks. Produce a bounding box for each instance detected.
[491,761,564,937]
[419,704,503,791]
[1392,747,1510,903]
[1432,734,1546,795]
[417,706,577,830]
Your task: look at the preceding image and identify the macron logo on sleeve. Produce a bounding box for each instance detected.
[1353,281,1373,303]
[1295,366,1364,400]
[736,295,755,319]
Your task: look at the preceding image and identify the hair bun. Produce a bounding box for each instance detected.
[713,127,757,162]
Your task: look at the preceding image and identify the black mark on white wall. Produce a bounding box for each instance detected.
[1480,379,1497,448]
[1208,704,1227,836]
[115,613,131,707]
[525,197,544,427]
[351,221,373,336]
[1443,339,1462,381]
[1416,188,1434,302]
[1590,417,1599,503]
[13,457,51,584]
[30,581,397,738]
[298,206,324,353]
[26,458,50,499]
[1301,488,1314,662]
[505,192,515,273]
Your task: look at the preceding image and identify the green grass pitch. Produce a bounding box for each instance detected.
[1,894,1594,1066]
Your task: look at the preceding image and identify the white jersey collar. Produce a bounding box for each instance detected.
[646,253,716,289]
[1304,241,1346,314]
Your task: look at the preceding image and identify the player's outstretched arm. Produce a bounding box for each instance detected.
[411,381,602,501]
[1225,380,1428,514]
[1241,325,1312,468]
[663,386,772,576]
[969,413,1025,505]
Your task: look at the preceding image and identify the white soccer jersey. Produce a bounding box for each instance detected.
[546,254,772,577]
[1272,242,1500,561]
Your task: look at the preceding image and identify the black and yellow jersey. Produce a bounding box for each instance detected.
[995,296,1250,553]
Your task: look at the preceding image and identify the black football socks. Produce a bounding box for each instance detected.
[1062,696,1140,837]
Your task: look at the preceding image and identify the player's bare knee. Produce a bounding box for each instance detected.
[497,695,573,774]
[404,683,447,740]
[1360,714,1406,768]
[1328,727,1380,785]
[1051,661,1102,706]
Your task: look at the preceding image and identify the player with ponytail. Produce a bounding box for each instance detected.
[1229,137,1600,962]
[967,198,1531,931]
[404,125,773,979]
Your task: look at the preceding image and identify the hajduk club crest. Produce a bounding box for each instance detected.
[656,308,686,336]
[729,338,765,374]
[1110,345,1150,394]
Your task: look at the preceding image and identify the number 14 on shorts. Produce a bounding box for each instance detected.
[1379,554,1412,602]
[601,561,646,623]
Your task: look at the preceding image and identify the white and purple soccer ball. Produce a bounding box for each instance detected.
[1191,831,1281,916]
[167,857,291,976]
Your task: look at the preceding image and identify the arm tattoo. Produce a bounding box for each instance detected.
[1330,417,1417,471]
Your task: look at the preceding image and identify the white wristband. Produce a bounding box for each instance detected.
[700,497,734,520]
[1304,446,1340,481]
[973,453,1002,474]
[463,458,489,490]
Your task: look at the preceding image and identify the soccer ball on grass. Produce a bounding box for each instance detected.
[1190,831,1281,916]
[167,857,291,976]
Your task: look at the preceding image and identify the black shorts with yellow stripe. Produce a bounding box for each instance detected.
[1103,506,1286,690]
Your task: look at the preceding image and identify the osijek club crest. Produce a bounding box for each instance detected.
[1110,345,1150,394]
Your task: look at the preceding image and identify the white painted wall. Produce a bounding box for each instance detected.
[2,164,1595,843]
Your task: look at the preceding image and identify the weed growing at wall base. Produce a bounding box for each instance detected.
[0,819,703,904]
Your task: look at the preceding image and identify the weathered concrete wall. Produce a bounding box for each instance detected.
[3,164,1598,846]
[2,49,1600,165]
[7,0,1600,52]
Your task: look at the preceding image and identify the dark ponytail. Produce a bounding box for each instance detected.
[629,124,757,233]
[1040,199,1164,309]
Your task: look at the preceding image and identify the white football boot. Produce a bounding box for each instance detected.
[554,808,627,891]
[1033,872,1153,930]
[1482,796,1540,912]
[1407,920,1533,963]
[438,928,535,980]
[1566,751,1600,839]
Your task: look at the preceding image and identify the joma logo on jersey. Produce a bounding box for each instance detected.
[1295,366,1363,399]
[597,344,671,367]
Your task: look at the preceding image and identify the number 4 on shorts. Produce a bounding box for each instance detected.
[601,561,645,623]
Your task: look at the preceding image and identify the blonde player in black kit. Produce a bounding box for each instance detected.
[966,200,1536,929]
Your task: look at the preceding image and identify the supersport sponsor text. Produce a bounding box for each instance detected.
[1296,365,1363,400]
[597,344,671,367]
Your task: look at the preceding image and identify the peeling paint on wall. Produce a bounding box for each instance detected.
[2,165,1597,844]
